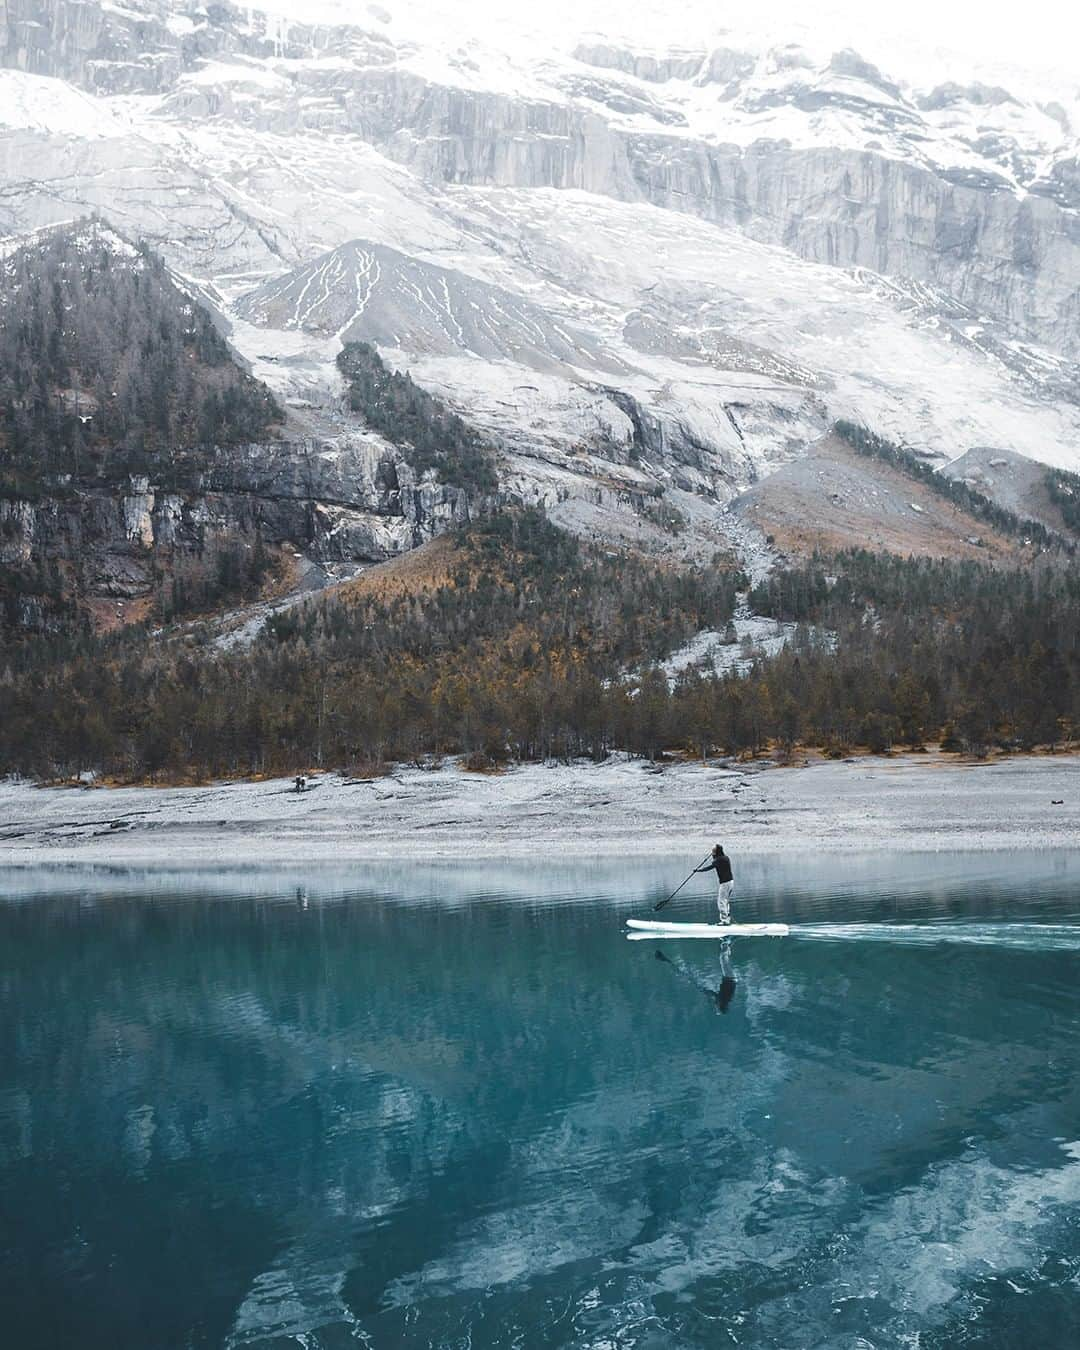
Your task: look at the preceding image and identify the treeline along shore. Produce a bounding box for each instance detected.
[2,508,1079,784]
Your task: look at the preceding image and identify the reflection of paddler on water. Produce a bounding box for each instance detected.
[655,943,737,1014]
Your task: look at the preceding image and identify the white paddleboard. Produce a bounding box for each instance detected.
[626,919,789,938]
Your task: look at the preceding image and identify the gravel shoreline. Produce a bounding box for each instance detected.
[2,754,1078,868]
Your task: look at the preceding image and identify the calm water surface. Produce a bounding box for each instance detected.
[1,853,1079,1349]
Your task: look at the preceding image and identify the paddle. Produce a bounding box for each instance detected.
[653,853,712,912]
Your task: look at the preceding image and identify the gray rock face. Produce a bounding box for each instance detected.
[2,434,468,621]
[1,0,180,92]
[347,70,637,201]
[571,43,707,85]
[621,141,1080,358]
[200,434,469,558]
[0,0,366,93]
[324,80,1077,360]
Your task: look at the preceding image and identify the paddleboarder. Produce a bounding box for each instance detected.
[694,844,734,924]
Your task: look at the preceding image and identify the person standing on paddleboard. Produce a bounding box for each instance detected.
[694,845,734,924]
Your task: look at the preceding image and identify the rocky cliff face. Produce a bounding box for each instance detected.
[0,432,468,630]
[326,67,1079,361]
[0,0,180,91]
[627,142,1079,357]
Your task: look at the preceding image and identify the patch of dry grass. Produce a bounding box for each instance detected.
[337,534,463,605]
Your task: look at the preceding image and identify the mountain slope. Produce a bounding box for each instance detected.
[0,222,473,633]
[236,238,622,372]
[0,218,282,494]
[733,433,1038,562]
[1,0,1078,582]
[5,0,1076,354]
[943,447,1080,541]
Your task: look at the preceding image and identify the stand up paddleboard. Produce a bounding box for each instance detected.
[626,919,789,938]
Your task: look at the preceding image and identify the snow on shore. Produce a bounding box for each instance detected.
[2,754,1078,868]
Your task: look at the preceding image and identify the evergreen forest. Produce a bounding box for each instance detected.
[2,509,1077,781]
[1046,466,1080,536]
[338,342,498,493]
[0,225,282,498]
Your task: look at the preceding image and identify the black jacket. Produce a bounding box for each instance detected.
[698,854,733,883]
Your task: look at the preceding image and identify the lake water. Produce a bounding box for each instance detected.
[1,853,1079,1349]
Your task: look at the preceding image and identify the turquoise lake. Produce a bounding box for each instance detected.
[1,853,1079,1348]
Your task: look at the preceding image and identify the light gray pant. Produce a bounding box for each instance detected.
[717,880,734,924]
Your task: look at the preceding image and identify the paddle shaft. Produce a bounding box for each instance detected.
[654,853,712,912]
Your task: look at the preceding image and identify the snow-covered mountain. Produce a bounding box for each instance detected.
[1,0,1079,556]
